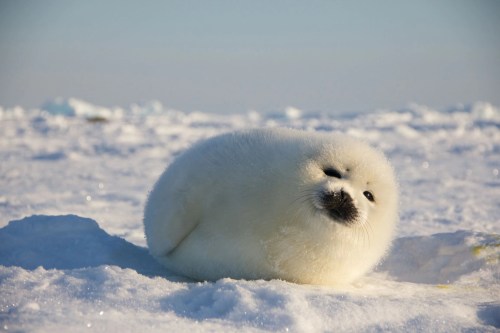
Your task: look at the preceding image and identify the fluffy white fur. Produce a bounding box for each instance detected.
[144,128,398,285]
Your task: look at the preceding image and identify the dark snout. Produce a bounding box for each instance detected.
[321,189,358,224]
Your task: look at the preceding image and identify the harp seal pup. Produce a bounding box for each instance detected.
[144,128,398,285]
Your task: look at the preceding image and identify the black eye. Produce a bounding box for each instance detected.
[323,168,342,178]
[363,191,375,202]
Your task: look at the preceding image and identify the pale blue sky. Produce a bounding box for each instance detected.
[1,0,499,113]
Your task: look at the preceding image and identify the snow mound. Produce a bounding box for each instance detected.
[378,231,500,284]
[0,215,166,277]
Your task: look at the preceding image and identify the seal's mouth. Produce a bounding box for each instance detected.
[316,190,358,225]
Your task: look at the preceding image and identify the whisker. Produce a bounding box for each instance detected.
[286,189,316,211]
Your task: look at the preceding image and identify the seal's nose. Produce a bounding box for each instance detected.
[321,189,358,224]
[340,189,347,201]
[323,189,349,206]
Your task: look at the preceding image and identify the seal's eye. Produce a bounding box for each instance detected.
[363,191,375,202]
[323,168,342,178]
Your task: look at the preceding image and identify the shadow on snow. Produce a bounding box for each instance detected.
[0,214,168,278]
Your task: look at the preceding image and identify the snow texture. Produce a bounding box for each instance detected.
[1,98,499,332]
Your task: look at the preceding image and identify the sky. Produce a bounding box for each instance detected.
[0,0,499,114]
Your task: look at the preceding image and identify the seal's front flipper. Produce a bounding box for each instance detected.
[144,187,200,257]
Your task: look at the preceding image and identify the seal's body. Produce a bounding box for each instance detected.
[144,128,398,285]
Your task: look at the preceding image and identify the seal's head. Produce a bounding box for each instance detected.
[265,133,399,284]
[306,136,398,228]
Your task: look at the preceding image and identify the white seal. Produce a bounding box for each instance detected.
[144,128,398,285]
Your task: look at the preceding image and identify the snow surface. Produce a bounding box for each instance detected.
[1,98,499,332]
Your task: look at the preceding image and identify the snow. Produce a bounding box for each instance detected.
[1,98,499,332]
